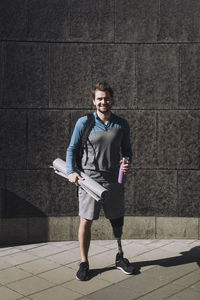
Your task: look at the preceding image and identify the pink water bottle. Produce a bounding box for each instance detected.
[118,157,129,184]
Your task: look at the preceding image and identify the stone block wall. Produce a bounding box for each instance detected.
[0,0,199,242]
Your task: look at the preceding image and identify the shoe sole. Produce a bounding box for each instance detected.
[116,266,133,275]
[76,275,89,281]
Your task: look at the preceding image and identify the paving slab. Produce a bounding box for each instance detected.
[16,258,61,275]
[141,239,174,247]
[87,243,112,256]
[117,271,175,296]
[143,264,199,283]
[98,267,133,283]
[131,239,156,245]
[48,241,78,247]
[96,239,134,250]
[121,240,159,258]
[159,240,199,253]
[47,241,79,251]
[65,260,80,271]
[47,247,81,265]
[29,286,82,300]
[190,280,200,291]
[27,244,66,257]
[79,282,138,300]
[15,243,47,251]
[38,266,76,284]
[129,248,177,265]
[0,285,23,300]
[0,248,21,257]
[0,239,199,300]
[84,240,115,247]
[136,282,186,300]
[62,277,111,295]
[2,252,39,266]
[166,287,200,299]
[170,239,197,244]
[86,249,117,269]
[0,267,31,284]
[172,269,200,287]
[74,297,91,300]
[190,240,200,246]
[0,259,13,270]
[7,276,55,296]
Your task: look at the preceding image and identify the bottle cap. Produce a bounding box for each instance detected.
[122,157,129,162]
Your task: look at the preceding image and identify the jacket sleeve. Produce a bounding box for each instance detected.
[66,116,87,175]
[121,120,133,162]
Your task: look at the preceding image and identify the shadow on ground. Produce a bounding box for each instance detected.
[88,266,116,279]
[88,246,200,280]
[132,246,200,269]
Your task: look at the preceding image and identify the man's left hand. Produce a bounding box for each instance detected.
[120,160,131,174]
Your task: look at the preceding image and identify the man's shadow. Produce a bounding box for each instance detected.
[88,246,200,280]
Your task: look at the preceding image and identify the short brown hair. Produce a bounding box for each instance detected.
[92,82,114,100]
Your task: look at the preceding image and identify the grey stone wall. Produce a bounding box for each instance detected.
[0,0,200,226]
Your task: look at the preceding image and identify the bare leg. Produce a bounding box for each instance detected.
[78,217,93,263]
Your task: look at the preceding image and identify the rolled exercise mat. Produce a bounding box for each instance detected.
[51,158,108,201]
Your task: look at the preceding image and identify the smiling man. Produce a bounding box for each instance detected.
[66,82,134,280]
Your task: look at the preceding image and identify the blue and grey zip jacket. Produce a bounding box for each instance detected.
[66,111,132,178]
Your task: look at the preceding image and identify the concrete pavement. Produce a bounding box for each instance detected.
[0,239,199,299]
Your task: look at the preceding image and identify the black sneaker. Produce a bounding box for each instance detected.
[76,262,89,281]
[116,253,134,275]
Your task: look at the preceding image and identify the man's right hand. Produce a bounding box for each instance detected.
[68,172,84,186]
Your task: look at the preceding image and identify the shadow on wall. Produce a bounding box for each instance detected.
[0,189,49,245]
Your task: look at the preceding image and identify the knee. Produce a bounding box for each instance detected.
[80,218,93,229]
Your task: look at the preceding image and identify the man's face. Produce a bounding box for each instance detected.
[93,90,113,113]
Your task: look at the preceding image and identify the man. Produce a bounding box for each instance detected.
[66,82,134,281]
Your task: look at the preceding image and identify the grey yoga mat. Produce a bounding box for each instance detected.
[51,158,108,201]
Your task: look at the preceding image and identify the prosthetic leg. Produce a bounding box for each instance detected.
[110,217,135,275]
[109,217,124,255]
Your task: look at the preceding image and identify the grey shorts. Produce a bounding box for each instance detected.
[78,170,125,220]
